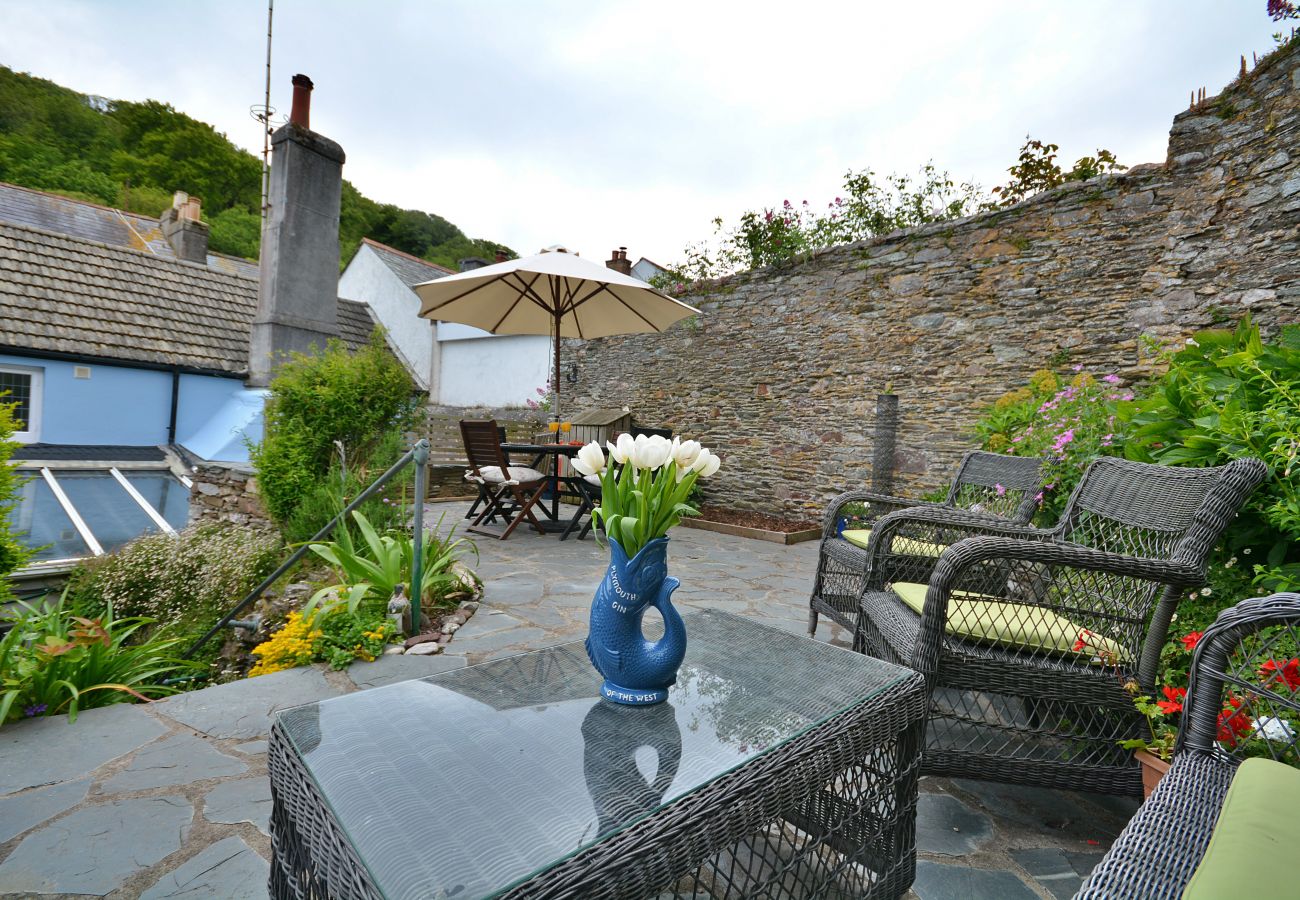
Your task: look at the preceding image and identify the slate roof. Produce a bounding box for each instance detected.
[0,181,259,279]
[0,220,377,376]
[362,237,454,287]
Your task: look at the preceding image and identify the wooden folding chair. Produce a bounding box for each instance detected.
[460,420,548,540]
[464,425,510,522]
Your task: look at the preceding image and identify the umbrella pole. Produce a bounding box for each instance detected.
[552,309,562,423]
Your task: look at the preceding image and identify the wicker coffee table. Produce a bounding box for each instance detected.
[268,609,926,899]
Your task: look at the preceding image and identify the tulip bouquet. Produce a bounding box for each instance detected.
[571,433,721,558]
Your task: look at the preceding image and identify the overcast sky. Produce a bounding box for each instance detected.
[0,1,1286,266]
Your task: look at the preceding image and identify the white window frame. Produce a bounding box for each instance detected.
[0,363,42,443]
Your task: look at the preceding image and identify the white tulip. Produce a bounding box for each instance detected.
[633,434,672,470]
[671,438,702,470]
[691,448,721,477]
[572,441,605,477]
[607,433,635,465]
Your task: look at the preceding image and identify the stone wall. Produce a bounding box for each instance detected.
[189,462,272,528]
[567,41,1300,517]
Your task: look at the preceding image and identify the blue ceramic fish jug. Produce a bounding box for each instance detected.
[585,537,687,705]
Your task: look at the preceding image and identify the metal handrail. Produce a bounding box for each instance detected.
[183,439,430,658]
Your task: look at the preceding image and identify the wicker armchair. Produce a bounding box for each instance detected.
[853,456,1267,795]
[1075,593,1300,899]
[809,451,1045,635]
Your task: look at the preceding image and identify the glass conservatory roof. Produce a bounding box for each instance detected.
[10,465,191,565]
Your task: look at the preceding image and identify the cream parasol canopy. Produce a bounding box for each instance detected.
[413,248,699,417]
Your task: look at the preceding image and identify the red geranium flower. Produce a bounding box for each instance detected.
[1261,658,1300,691]
[1156,684,1187,715]
[1216,695,1253,747]
[1180,631,1204,651]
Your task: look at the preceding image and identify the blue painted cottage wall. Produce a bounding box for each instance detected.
[0,353,264,461]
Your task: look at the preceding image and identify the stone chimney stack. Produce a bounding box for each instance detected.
[159,191,209,263]
[605,246,632,275]
[249,74,345,386]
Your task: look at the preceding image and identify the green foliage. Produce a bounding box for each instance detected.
[304,511,478,621]
[1118,318,1300,589]
[991,137,1125,207]
[315,610,398,670]
[280,429,412,545]
[976,367,1131,522]
[0,65,512,265]
[0,401,31,598]
[64,523,282,659]
[208,206,262,259]
[0,593,199,724]
[250,331,419,528]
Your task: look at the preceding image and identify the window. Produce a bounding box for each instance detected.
[0,364,42,442]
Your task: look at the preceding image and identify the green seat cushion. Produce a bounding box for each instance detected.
[841,529,947,558]
[892,582,1127,661]
[1182,757,1300,900]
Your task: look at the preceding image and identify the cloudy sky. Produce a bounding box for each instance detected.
[0,1,1286,266]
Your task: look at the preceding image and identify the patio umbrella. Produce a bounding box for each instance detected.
[412,248,699,418]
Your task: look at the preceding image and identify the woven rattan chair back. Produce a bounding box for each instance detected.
[944,451,1044,523]
[1045,457,1268,680]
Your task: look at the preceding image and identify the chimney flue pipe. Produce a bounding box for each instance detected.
[289,74,314,128]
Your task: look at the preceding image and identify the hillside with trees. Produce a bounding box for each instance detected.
[0,65,510,267]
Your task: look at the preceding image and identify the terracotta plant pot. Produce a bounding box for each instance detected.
[1135,749,1171,799]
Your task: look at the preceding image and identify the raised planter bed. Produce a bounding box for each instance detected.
[680,506,821,545]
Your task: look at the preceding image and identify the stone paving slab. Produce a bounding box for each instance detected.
[153,666,344,740]
[0,704,167,795]
[139,836,269,900]
[1010,847,1105,900]
[204,776,273,836]
[0,778,90,844]
[0,795,193,895]
[913,860,1042,900]
[102,733,248,793]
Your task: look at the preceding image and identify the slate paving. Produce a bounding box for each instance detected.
[0,500,1138,898]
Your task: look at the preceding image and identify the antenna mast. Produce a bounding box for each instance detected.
[254,0,275,234]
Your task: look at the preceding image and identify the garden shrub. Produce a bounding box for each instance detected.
[65,522,281,653]
[250,329,420,529]
[0,401,30,600]
[976,366,1131,522]
[280,427,414,546]
[247,609,395,676]
[1118,318,1300,590]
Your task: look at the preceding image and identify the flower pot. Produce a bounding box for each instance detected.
[585,536,686,706]
[1135,749,1171,799]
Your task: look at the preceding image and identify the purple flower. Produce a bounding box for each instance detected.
[23,704,47,718]
[1072,363,1084,372]
[1052,428,1076,452]
[1122,392,1134,401]
[994,483,1007,497]
[1034,491,1044,504]
[1103,374,1121,384]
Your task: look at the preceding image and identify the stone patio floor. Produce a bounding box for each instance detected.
[0,501,1138,898]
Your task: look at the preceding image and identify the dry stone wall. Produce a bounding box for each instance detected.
[189,463,271,528]
[567,41,1300,517]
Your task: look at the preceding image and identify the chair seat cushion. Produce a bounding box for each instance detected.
[583,473,602,486]
[1182,757,1300,900]
[466,465,546,485]
[891,582,1127,661]
[842,529,946,558]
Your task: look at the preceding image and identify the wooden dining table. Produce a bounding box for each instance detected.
[500,441,588,538]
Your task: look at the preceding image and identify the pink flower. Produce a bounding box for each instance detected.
[1122,392,1134,401]
[1072,363,1084,372]
[995,483,1007,497]
[1034,491,1044,504]
[1103,374,1121,384]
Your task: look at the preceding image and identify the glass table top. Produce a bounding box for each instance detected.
[277,608,913,899]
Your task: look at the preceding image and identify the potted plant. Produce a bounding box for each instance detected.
[1120,625,1297,799]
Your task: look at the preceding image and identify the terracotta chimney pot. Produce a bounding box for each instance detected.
[290,74,314,129]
